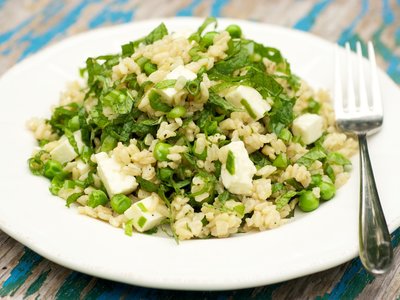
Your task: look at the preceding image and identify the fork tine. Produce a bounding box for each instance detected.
[345,43,356,112]
[356,41,368,111]
[368,41,383,115]
[334,44,344,116]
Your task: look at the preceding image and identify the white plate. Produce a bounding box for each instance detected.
[0,17,399,291]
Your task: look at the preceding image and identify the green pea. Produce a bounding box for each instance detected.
[299,191,319,212]
[202,31,218,47]
[159,168,174,181]
[226,24,242,38]
[68,116,80,131]
[43,160,64,179]
[310,174,322,187]
[87,190,108,208]
[319,181,336,201]
[111,194,132,214]
[143,62,157,75]
[272,153,288,168]
[167,106,186,119]
[153,142,172,161]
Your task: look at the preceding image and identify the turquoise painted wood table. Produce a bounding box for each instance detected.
[1,0,400,298]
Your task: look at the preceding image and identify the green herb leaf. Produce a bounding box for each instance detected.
[296,147,327,168]
[208,90,239,113]
[324,163,336,183]
[137,176,159,192]
[326,152,351,166]
[268,95,295,135]
[249,151,271,169]
[275,190,297,210]
[304,98,321,114]
[154,79,176,89]
[144,23,168,45]
[149,90,172,112]
[244,68,283,97]
[213,45,249,75]
[189,17,217,42]
[285,178,303,191]
[66,192,83,208]
[102,90,133,115]
[121,23,168,56]
[217,190,231,203]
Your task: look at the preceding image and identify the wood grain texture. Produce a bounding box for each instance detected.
[1,0,400,299]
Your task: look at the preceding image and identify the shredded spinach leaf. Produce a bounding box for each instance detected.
[208,90,240,113]
[296,147,327,168]
[121,23,168,56]
[275,190,297,211]
[268,95,295,135]
[326,152,351,166]
[137,176,159,192]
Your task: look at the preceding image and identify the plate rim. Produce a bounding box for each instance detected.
[1,17,399,291]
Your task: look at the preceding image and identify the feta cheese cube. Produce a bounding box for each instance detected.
[124,194,166,232]
[94,152,138,197]
[158,65,197,101]
[50,130,84,164]
[219,141,256,195]
[157,86,177,102]
[224,85,271,120]
[292,113,324,145]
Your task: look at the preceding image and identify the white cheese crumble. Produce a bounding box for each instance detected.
[224,85,271,120]
[94,152,138,197]
[218,140,256,195]
[292,113,324,145]
[124,194,166,232]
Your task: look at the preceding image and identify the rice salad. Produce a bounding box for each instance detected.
[27,18,357,241]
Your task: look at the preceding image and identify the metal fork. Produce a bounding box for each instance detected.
[334,41,393,274]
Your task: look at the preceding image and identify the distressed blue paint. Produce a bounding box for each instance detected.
[1,48,11,55]
[392,228,400,247]
[372,25,400,83]
[176,0,202,16]
[84,280,129,300]
[382,0,394,25]
[18,0,98,60]
[34,1,65,24]
[0,1,64,46]
[0,17,33,45]
[327,259,372,299]
[210,0,230,17]
[55,272,92,299]
[327,230,400,299]
[82,278,282,299]
[88,7,134,29]
[293,0,333,31]
[337,0,368,46]
[395,28,400,45]
[0,248,43,297]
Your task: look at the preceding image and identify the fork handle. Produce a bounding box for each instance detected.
[358,133,393,274]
